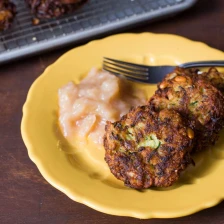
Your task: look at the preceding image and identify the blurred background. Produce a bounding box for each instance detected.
[0,0,199,64]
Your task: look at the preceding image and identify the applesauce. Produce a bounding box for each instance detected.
[58,68,146,146]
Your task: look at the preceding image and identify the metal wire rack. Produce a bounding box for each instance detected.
[0,0,197,64]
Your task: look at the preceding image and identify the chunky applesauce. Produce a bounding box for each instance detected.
[58,68,146,146]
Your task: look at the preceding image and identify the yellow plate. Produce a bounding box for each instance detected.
[21,33,224,219]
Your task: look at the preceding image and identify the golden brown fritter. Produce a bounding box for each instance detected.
[104,107,194,189]
[149,67,224,151]
[200,67,224,93]
[0,0,16,31]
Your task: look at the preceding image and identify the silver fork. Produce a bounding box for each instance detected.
[103,57,224,83]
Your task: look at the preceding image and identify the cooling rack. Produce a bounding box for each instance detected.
[0,0,197,64]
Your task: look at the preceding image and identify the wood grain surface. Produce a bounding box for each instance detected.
[1,0,224,223]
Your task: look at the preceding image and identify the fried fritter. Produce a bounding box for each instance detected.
[104,107,194,189]
[200,67,224,93]
[149,67,224,151]
[26,0,86,19]
[0,0,16,31]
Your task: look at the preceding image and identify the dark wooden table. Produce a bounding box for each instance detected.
[1,0,224,223]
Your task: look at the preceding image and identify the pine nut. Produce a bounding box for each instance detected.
[187,128,194,139]
[175,76,186,82]
[160,82,167,89]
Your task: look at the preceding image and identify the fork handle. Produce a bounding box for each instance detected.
[181,60,224,68]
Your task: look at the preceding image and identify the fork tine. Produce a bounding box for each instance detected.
[103,62,149,78]
[103,64,149,81]
[103,65,149,83]
[103,60,149,77]
[104,57,149,71]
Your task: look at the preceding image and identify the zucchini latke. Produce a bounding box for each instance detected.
[104,107,194,189]
[149,67,224,152]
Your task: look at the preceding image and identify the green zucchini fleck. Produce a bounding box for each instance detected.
[139,134,161,149]
[190,101,198,106]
